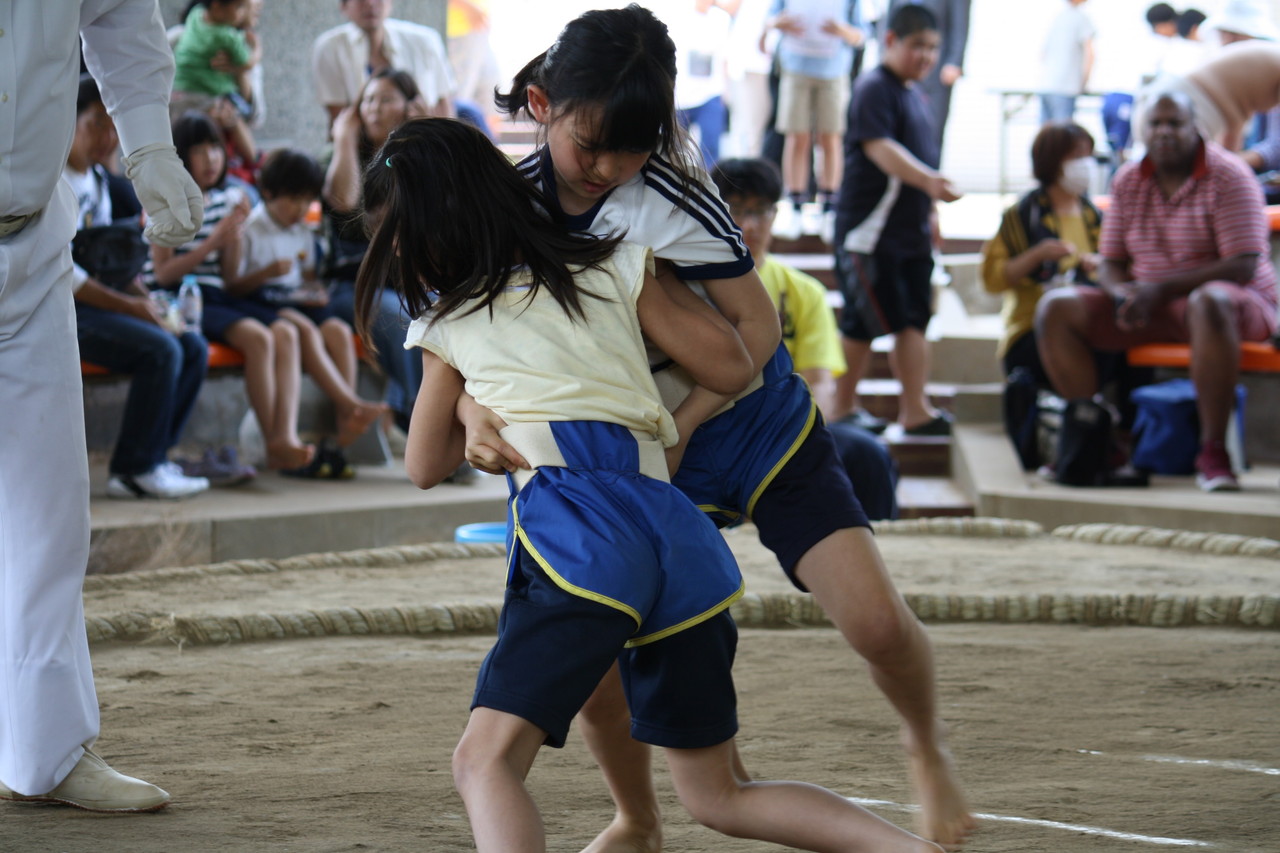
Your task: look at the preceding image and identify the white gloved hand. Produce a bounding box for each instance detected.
[122,143,205,248]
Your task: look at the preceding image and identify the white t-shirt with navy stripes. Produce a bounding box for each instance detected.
[143,184,247,289]
[516,147,754,283]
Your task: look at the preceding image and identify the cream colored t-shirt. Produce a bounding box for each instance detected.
[405,242,678,447]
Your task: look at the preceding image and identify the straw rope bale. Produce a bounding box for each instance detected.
[1053,523,1280,558]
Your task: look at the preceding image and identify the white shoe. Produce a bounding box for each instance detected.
[107,462,209,499]
[819,210,837,246]
[0,748,170,812]
[771,203,802,241]
[799,201,824,236]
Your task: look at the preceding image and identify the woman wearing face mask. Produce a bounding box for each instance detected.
[981,121,1102,385]
[982,121,1114,469]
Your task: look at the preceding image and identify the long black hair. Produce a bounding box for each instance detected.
[496,4,700,187]
[353,119,623,350]
[172,110,228,188]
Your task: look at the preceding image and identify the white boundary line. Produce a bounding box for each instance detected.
[1142,755,1280,777]
[847,797,1215,847]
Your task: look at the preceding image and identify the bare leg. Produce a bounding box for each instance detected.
[1036,289,1100,399]
[893,328,940,428]
[278,309,385,446]
[577,665,663,853]
[817,131,843,194]
[452,707,549,853]
[795,528,975,849]
[834,336,872,419]
[227,115,257,164]
[1186,286,1239,444]
[266,320,312,469]
[224,319,311,470]
[666,739,942,852]
[782,130,813,200]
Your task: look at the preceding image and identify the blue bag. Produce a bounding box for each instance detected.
[1130,379,1247,475]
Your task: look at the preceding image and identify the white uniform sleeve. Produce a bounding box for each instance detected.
[80,0,176,156]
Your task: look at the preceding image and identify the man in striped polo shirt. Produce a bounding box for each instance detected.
[1036,90,1278,492]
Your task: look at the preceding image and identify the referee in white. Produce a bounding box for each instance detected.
[0,1,202,812]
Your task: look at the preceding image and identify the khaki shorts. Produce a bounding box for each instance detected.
[776,72,849,135]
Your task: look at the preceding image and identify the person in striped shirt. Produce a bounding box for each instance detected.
[1035,90,1278,492]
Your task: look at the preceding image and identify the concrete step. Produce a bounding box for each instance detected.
[895,476,974,518]
[951,422,1280,539]
[856,377,956,421]
[884,429,951,477]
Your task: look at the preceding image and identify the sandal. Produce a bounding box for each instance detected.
[322,442,356,480]
[280,449,332,479]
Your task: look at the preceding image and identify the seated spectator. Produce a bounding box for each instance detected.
[1036,91,1278,491]
[146,111,318,474]
[713,157,898,519]
[69,77,210,500]
[234,147,386,462]
[170,0,259,166]
[982,122,1152,469]
[322,69,428,439]
[312,0,455,129]
[982,122,1102,382]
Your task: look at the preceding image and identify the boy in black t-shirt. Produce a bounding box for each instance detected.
[832,3,962,436]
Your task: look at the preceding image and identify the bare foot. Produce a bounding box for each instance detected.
[905,733,976,850]
[579,815,662,853]
[337,401,389,448]
[266,441,315,471]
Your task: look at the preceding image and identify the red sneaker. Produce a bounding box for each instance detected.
[1195,440,1240,492]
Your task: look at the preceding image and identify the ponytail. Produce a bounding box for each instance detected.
[494,50,547,118]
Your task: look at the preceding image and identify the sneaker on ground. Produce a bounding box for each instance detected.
[177,446,256,487]
[819,210,836,246]
[1195,440,1240,492]
[799,201,824,236]
[107,462,209,499]
[771,203,802,241]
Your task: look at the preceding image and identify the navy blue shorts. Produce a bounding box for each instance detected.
[473,547,738,749]
[253,287,337,325]
[196,284,280,343]
[836,249,934,340]
[674,350,869,588]
[750,415,869,589]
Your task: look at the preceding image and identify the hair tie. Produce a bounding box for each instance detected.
[386,157,393,168]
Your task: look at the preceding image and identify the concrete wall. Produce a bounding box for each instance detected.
[158,0,446,156]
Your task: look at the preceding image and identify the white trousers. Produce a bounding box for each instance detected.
[0,181,98,795]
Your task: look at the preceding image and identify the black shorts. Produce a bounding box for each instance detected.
[836,249,934,340]
[198,284,280,343]
[472,548,739,750]
[751,417,870,590]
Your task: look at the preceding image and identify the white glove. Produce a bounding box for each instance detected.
[122,143,205,248]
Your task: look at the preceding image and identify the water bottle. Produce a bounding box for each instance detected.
[178,275,203,333]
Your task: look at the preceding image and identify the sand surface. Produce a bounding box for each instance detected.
[5,525,1278,852]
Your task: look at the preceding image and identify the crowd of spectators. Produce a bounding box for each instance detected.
[78,0,1280,503]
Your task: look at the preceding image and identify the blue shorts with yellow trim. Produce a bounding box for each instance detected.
[474,421,744,748]
[507,421,743,643]
[673,346,869,586]
[473,550,739,749]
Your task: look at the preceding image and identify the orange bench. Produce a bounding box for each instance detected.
[1127,341,1280,372]
[82,338,368,377]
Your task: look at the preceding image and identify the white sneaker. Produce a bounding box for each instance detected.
[0,748,170,812]
[819,210,837,246]
[771,203,802,241]
[799,201,824,236]
[107,462,209,499]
